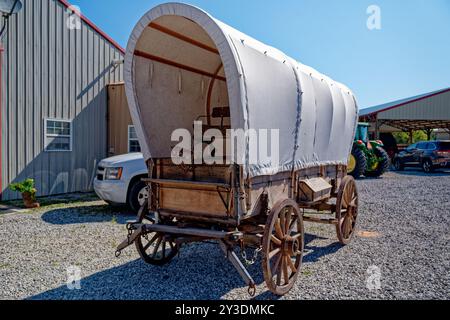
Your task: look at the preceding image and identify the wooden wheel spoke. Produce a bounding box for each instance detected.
[289,215,298,233]
[290,233,302,241]
[275,220,284,239]
[347,218,353,236]
[152,236,163,258]
[271,235,282,246]
[286,256,297,273]
[348,210,356,223]
[349,194,358,206]
[342,214,353,238]
[269,248,281,260]
[344,185,354,205]
[285,208,292,234]
[272,254,283,278]
[161,240,166,259]
[143,233,159,251]
[280,211,286,235]
[283,256,290,285]
[344,220,350,238]
[276,262,283,286]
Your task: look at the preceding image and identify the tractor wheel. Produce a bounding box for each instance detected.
[365,147,390,178]
[348,147,367,179]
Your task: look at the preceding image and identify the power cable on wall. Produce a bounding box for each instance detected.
[0,0,20,40]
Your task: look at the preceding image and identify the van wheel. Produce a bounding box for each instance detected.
[422,159,434,173]
[394,158,404,171]
[128,180,149,213]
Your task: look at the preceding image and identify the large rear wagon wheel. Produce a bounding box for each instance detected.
[135,208,178,266]
[335,176,359,245]
[262,199,304,296]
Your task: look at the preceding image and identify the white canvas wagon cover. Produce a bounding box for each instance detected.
[124,2,359,178]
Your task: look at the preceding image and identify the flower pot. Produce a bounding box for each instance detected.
[22,192,40,209]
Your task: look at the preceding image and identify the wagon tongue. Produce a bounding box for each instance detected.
[115,222,144,257]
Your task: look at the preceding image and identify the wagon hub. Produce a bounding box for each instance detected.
[283,236,300,257]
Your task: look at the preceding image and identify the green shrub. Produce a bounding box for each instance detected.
[9,179,37,195]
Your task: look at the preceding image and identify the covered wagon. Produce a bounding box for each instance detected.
[116,3,359,296]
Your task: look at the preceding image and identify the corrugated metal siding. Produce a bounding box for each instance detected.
[107,83,134,156]
[1,0,124,200]
[379,90,450,120]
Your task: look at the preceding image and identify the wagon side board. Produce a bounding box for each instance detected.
[145,159,347,226]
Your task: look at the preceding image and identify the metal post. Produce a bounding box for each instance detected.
[374,116,380,139]
[0,44,3,200]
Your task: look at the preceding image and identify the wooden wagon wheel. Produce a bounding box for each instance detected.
[262,199,304,296]
[335,176,359,245]
[135,208,179,266]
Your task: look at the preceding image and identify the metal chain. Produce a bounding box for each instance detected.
[240,246,262,266]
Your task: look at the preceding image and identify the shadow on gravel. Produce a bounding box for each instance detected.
[27,232,343,300]
[303,234,343,263]
[27,243,261,300]
[41,205,135,225]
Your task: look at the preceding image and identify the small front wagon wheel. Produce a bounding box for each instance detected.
[135,207,178,266]
[262,199,304,296]
[335,176,359,245]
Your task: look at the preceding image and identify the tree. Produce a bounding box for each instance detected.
[393,130,429,145]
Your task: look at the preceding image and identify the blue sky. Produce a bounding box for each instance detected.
[70,0,450,109]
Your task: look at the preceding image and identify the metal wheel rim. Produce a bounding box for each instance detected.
[262,199,304,296]
[423,161,431,172]
[336,176,359,245]
[137,186,149,207]
[347,155,356,173]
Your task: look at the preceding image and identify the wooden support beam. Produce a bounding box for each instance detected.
[149,22,220,55]
[303,216,338,225]
[145,223,234,239]
[206,64,224,125]
[134,50,226,82]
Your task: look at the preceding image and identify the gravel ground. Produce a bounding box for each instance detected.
[0,170,449,300]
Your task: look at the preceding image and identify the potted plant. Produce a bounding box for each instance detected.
[9,179,40,208]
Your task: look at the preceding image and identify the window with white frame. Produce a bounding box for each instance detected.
[45,119,72,152]
[128,125,141,153]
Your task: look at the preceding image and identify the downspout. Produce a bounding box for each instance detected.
[0,44,3,200]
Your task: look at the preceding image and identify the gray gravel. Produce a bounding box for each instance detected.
[1,170,449,300]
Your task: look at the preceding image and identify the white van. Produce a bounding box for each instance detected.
[94,153,148,213]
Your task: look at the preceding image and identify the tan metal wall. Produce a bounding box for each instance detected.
[107,83,133,156]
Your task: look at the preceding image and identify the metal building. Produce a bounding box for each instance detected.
[0,0,124,200]
[360,87,450,139]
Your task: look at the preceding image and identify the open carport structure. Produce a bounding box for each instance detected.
[360,87,450,140]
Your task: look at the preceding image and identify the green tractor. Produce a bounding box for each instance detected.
[347,123,390,179]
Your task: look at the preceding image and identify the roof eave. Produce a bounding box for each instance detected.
[58,0,125,55]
